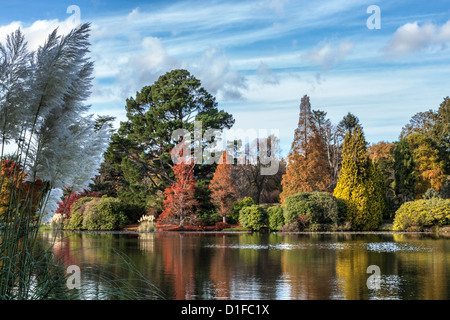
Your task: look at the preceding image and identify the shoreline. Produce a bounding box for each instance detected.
[40,228,450,236]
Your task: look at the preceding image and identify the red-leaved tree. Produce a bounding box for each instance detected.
[157,144,198,228]
[209,151,237,223]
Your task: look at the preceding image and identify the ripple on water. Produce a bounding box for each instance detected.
[204,243,349,250]
[365,242,432,253]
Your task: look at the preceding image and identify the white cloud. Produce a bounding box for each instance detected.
[302,41,354,72]
[0,18,79,51]
[384,20,450,57]
[194,47,247,101]
[437,20,450,42]
[256,62,280,85]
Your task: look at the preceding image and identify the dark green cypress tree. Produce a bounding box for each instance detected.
[393,139,416,202]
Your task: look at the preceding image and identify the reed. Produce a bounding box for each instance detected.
[0,23,163,300]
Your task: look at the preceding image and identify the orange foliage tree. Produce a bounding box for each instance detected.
[280,95,331,203]
[157,145,198,228]
[0,159,43,221]
[209,152,237,223]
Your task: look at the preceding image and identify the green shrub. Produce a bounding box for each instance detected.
[267,206,284,230]
[393,198,450,231]
[66,197,98,230]
[239,205,267,231]
[283,192,345,227]
[283,192,312,224]
[197,211,222,226]
[229,197,256,224]
[82,197,129,231]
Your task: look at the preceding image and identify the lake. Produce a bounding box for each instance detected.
[39,231,450,300]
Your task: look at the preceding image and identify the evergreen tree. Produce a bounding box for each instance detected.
[333,125,383,230]
[393,138,416,202]
[337,112,361,137]
[106,69,234,210]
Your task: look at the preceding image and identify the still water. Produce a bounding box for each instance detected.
[40,231,450,300]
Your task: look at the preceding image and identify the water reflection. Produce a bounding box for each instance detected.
[39,231,450,300]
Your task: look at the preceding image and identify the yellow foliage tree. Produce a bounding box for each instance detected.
[333,126,384,230]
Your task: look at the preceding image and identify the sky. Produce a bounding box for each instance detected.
[1,0,450,156]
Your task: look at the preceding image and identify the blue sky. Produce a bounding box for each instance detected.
[1,0,450,156]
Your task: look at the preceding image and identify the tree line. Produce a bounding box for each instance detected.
[85,69,449,231]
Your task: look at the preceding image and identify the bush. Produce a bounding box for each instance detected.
[229,197,255,224]
[393,198,450,231]
[56,191,101,221]
[423,188,441,199]
[196,211,222,227]
[283,192,312,224]
[283,192,346,228]
[267,206,284,230]
[82,197,129,231]
[239,205,267,231]
[65,197,99,230]
[279,220,301,232]
[214,222,230,231]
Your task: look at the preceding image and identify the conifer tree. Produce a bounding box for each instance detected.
[393,138,416,202]
[280,95,331,203]
[209,151,237,223]
[157,144,198,228]
[333,125,383,230]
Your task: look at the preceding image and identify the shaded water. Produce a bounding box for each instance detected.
[40,231,450,300]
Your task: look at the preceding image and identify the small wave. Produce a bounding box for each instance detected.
[365,242,432,253]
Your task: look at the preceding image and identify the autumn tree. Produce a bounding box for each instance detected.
[0,159,43,221]
[404,132,446,198]
[280,95,331,203]
[399,97,450,192]
[209,152,237,223]
[333,126,384,230]
[157,145,198,228]
[311,111,360,191]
